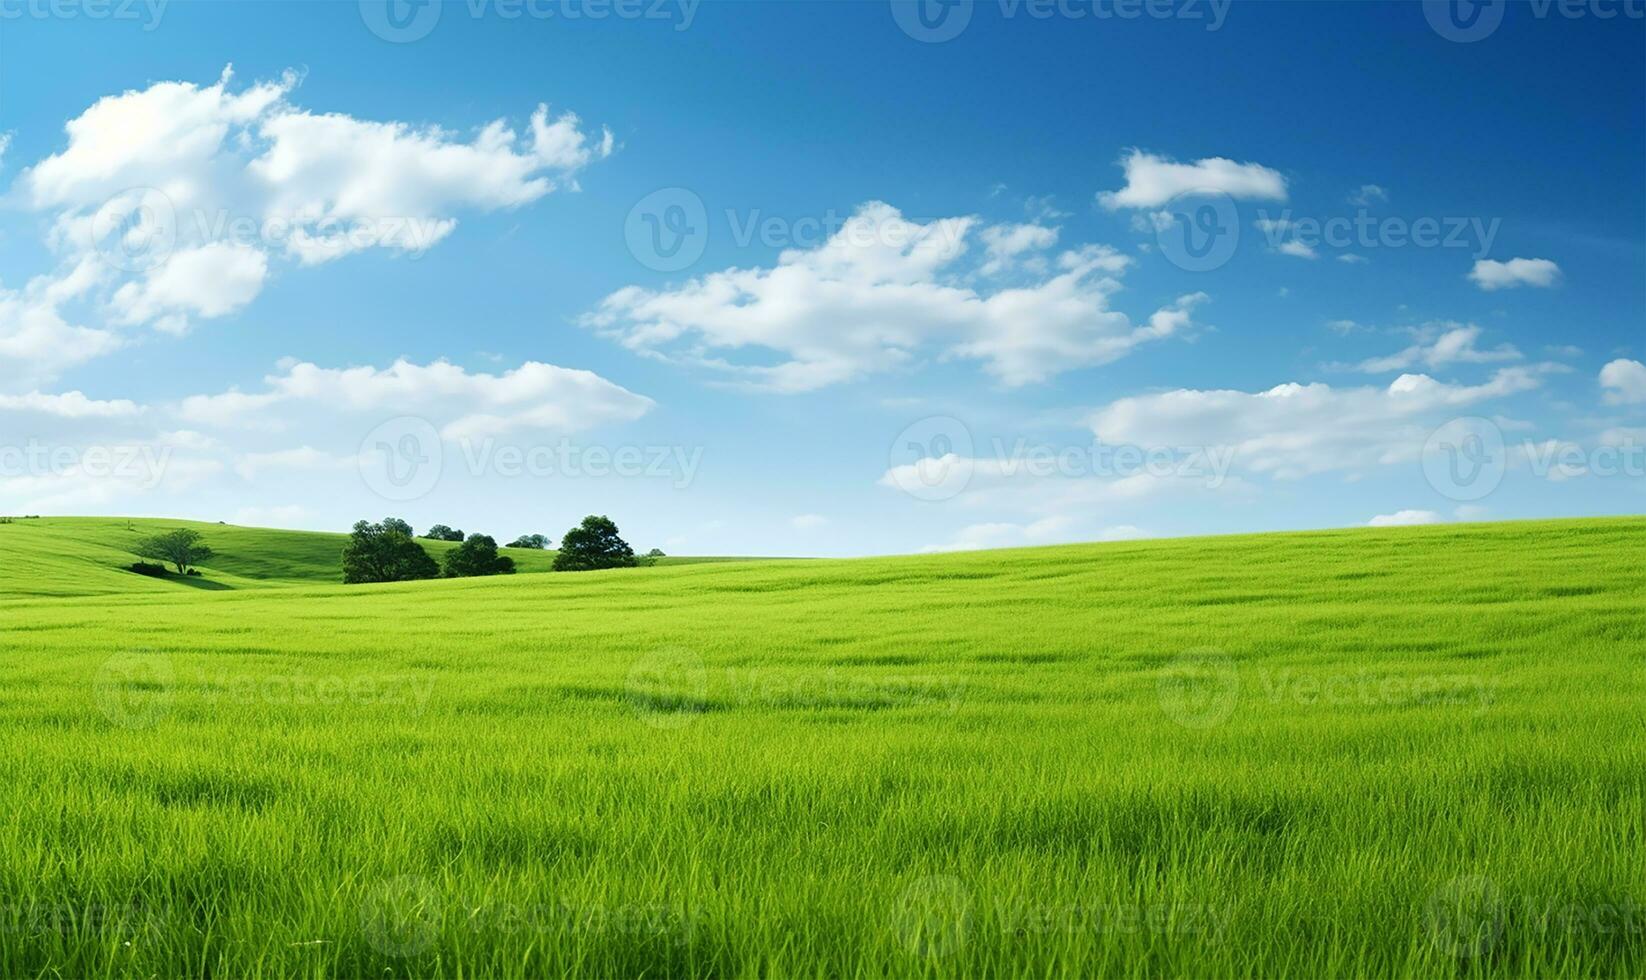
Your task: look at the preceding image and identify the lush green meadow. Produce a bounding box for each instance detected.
[0,516,1641,977]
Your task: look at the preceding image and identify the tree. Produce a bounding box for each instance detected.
[424,524,465,542]
[443,533,517,578]
[507,533,550,550]
[134,528,214,574]
[382,517,416,538]
[553,515,637,572]
[639,548,666,567]
[342,518,441,584]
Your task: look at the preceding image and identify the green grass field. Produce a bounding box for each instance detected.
[0,515,1641,977]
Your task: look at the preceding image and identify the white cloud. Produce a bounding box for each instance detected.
[7,67,611,380]
[1337,254,1369,265]
[1097,524,1150,541]
[110,242,268,332]
[1087,368,1542,480]
[1469,257,1561,291]
[978,223,1057,275]
[1600,358,1646,405]
[1368,509,1441,527]
[1276,239,1318,260]
[921,516,1076,553]
[789,514,829,530]
[1348,185,1388,207]
[585,202,1207,392]
[180,357,654,440]
[233,446,355,481]
[1098,150,1287,210]
[1347,323,1521,373]
[0,390,142,418]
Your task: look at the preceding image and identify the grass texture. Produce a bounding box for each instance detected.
[0,516,1641,976]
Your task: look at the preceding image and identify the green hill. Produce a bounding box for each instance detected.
[0,516,1641,977]
[0,517,741,597]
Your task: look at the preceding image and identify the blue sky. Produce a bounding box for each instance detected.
[0,0,1641,556]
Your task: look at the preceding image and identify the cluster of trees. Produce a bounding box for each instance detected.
[343,518,515,584]
[342,515,657,584]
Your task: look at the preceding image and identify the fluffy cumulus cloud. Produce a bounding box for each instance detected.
[180,357,654,441]
[0,354,653,516]
[1087,368,1542,480]
[584,202,1208,392]
[1345,323,1521,373]
[6,67,611,378]
[1600,358,1646,405]
[1098,150,1287,210]
[1469,257,1561,291]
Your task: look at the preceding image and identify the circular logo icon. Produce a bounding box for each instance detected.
[360,875,441,957]
[359,0,443,43]
[93,652,176,729]
[886,416,975,502]
[1423,0,1505,42]
[1155,190,1240,273]
[625,187,708,273]
[1157,649,1240,729]
[90,188,177,274]
[890,0,974,43]
[359,417,443,502]
[892,875,971,958]
[625,647,711,730]
[1422,416,1506,502]
[1424,875,1503,958]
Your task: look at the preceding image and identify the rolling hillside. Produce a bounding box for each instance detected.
[0,517,1641,976]
[0,517,743,597]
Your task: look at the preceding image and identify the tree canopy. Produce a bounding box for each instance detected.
[553,515,637,572]
[507,533,550,550]
[443,534,517,578]
[424,524,465,542]
[134,528,213,575]
[343,518,440,584]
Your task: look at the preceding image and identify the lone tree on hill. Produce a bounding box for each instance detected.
[424,524,465,542]
[443,534,517,578]
[507,533,550,550]
[342,518,440,584]
[134,528,214,575]
[553,515,637,572]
